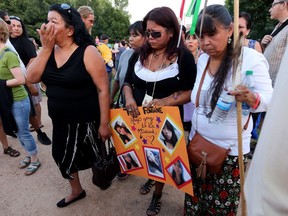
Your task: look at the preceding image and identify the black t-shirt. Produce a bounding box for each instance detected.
[124,47,196,120]
[9,37,37,67]
[125,48,196,105]
[42,45,100,123]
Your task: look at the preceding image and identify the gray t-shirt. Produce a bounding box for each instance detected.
[114,49,134,106]
[115,49,134,87]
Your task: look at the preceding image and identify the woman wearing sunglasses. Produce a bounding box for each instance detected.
[123,7,196,216]
[27,4,110,208]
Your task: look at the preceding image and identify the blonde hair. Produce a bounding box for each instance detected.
[0,18,9,43]
[77,6,94,19]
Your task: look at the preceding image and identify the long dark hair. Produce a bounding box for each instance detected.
[114,122,132,143]
[172,161,185,186]
[239,11,252,30]
[49,4,94,46]
[114,122,131,135]
[162,120,178,148]
[10,16,29,38]
[195,4,234,112]
[123,153,139,169]
[140,7,186,63]
[128,20,145,37]
[147,150,162,173]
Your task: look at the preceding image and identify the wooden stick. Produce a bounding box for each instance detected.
[233,1,247,216]
[199,0,208,38]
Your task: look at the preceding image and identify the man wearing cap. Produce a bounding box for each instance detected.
[97,34,113,90]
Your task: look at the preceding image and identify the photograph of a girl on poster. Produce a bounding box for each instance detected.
[118,151,141,172]
[167,159,191,187]
[113,119,135,146]
[159,118,181,154]
[144,147,164,178]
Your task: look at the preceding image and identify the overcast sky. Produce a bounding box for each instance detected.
[126,0,225,24]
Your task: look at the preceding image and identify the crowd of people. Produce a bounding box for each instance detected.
[0,0,287,215]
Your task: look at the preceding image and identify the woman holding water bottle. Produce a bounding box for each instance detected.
[184,5,273,215]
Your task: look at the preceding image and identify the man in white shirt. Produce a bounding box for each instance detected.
[245,47,288,216]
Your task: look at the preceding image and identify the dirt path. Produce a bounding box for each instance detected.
[0,96,184,216]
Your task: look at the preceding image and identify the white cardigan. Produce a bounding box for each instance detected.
[189,47,273,156]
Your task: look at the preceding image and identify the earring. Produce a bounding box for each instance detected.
[228,37,232,44]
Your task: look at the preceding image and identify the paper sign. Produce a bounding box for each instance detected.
[110,106,193,196]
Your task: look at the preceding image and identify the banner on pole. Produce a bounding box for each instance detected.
[185,0,202,35]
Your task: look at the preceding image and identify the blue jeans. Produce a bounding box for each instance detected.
[11,97,38,156]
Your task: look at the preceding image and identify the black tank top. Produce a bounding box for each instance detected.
[42,44,100,123]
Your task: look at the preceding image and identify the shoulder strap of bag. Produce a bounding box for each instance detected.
[194,58,210,132]
[0,48,13,60]
[195,58,210,108]
[100,139,115,159]
[99,138,107,159]
[271,19,288,37]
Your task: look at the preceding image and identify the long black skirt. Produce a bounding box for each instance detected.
[51,118,100,179]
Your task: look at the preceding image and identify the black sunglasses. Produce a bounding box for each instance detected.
[4,20,11,25]
[145,31,162,39]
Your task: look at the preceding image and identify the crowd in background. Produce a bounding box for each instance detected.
[0,0,287,215]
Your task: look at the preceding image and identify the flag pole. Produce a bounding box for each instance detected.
[177,0,186,48]
[233,0,247,215]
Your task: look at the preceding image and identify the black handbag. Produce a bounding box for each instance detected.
[92,139,120,190]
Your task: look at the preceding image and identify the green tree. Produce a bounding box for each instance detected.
[75,0,130,42]
[114,0,128,11]
[225,0,276,40]
[1,0,130,45]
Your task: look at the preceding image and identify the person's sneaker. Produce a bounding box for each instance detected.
[37,132,52,145]
[116,172,129,180]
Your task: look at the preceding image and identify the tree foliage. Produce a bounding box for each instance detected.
[114,0,128,11]
[225,0,276,40]
[0,0,130,44]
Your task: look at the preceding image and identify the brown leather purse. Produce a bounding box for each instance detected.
[187,59,230,179]
[188,132,230,178]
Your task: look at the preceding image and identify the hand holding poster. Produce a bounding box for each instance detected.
[110,106,193,196]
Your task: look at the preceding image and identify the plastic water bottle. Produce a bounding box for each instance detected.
[242,70,254,116]
[210,89,235,124]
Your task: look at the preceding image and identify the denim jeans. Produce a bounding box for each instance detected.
[11,96,38,156]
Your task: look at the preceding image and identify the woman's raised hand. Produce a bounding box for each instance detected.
[37,23,57,50]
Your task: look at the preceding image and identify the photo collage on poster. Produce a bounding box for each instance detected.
[110,107,193,195]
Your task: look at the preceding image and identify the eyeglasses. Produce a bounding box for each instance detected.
[60,3,71,14]
[271,1,286,7]
[145,31,162,39]
[10,16,21,21]
[4,20,11,25]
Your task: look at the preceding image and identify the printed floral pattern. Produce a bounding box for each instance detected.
[184,155,248,215]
